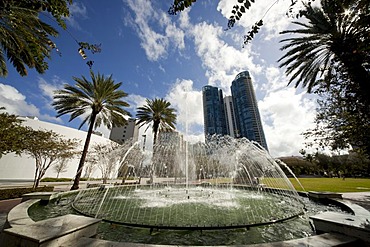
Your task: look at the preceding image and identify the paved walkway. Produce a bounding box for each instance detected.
[342,192,370,211]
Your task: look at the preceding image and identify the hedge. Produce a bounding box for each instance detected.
[0,186,54,200]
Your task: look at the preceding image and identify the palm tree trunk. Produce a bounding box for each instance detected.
[71,113,97,190]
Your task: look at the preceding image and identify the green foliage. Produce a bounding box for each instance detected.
[23,130,78,188]
[0,186,54,200]
[304,65,370,156]
[279,0,369,99]
[53,70,131,190]
[53,70,131,130]
[136,98,177,145]
[0,110,30,157]
[41,177,72,182]
[0,0,102,76]
[0,0,71,76]
[300,151,370,177]
[280,0,370,156]
[278,156,317,176]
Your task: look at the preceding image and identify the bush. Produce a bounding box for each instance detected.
[0,186,54,200]
[41,177,73,182]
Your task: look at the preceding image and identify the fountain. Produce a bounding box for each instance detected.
[19,133,370,246]
[72,135,306,232]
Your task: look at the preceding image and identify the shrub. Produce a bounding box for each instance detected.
[0,186,54,200]
[41,177,73,182]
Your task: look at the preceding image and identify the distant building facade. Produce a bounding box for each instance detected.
[202,71,269,151]
[231,71,268,150]
[202,85,227,137]
[109,118,139,143]
[223,95,237,137]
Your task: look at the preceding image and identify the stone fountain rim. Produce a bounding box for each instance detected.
[5,189,368,246]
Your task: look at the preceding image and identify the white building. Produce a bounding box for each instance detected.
[0,117,114,181]
[109,118,139,143]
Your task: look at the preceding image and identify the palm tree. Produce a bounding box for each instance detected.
[53,70,131,190]
[136,98,177,145]
[0,0,70,77]
[278,0,369,105]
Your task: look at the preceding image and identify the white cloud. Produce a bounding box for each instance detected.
[126,94,147,112]
[217,0,296,40]
[259,88,317,157]
[121,0,318,156]
[38,76,65,99]
[0,83,61,123]
[165,79,203,134]
[185,20,263,95]
[65,2,88,30]
[123,0,185,61]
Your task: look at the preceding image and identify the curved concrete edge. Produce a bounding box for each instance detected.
[62,233,360,247]
[333,199,370,218]
[4,199,39,229]
[3,190,366,246]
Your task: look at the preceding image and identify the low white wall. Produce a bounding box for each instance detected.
[0,118,113,180]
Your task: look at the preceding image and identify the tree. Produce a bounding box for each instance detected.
[0,108,30,157]
[278,0,370,107]
[53,157,70,178]
[91,143,118,184]
[24,130,77,188]
[0,0,102,76]
[53,70,131,190]
[136,98,177,145]
[303,64,370,156]
[83,156,96,179]
[0,0,70,76]
[88,140,144,184]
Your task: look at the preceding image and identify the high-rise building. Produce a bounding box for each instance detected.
[109,118,139,143]
[223,96,237,137]
[202,71,268,151]
[231,71,268,150]
[202,85,228,137]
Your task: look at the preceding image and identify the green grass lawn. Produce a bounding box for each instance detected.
[289,178,370,192]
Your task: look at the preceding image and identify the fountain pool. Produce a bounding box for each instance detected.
[27,135,343,245]
[28,191,345,245]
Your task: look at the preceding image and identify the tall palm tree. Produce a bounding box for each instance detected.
[53,70,131,190]
[136,98,177,145]
[278,0,369,105]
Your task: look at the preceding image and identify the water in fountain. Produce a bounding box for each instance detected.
[72,134,305,230]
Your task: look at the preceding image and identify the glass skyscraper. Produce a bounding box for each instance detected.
[202,85,227,137]
[202,71,269,151]
[231,71,268,151]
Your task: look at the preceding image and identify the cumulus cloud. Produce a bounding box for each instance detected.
[38,76,65,98]
[126,94,147,112]
[165,79,204,143]
[217,0,299,40]
[0,83,61,123]
[121,1,318,156]
[123,0,185,61]
[259,88,316,157]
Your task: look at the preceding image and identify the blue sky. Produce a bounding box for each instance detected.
[0,0,318,157]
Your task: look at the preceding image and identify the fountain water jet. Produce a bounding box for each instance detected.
[72,135,306,231]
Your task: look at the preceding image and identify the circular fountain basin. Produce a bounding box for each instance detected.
[72,185,305,231]
[28,190,348,246]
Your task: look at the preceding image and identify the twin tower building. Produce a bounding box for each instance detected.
[202,71,269,151]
